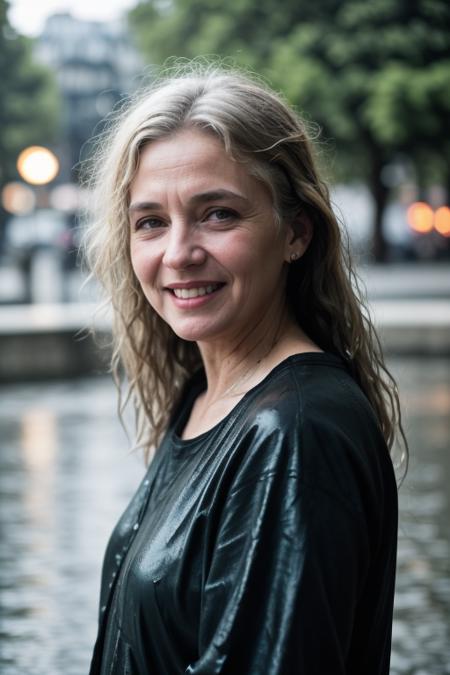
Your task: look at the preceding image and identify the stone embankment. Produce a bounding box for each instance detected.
[0,297,449,381]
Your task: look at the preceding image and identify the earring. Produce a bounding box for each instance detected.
[290,252,300,262]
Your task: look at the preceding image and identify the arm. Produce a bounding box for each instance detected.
[186,430,371,675]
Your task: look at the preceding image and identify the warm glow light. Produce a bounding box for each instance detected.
[17,146,59,185]
[434,206,450,237]
[1,181,36,214]
[407,201,434,233]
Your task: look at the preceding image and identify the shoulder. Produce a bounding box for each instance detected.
[234,353,395,515]
[244,352,378,439]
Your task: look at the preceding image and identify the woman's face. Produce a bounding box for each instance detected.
[129,127,299,347]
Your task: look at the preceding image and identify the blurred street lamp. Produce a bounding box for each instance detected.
[17,146,59,186]
[407,201,450,239]
[434,206,450,238]
[11,146,61,304]
[1,181,36,214]
[407,202,434,234]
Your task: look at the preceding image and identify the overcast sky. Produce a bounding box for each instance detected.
[8,0,137,36]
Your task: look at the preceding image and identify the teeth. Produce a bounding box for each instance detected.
[173,284,220,299]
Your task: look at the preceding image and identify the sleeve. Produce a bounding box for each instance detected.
[185,427,371,675]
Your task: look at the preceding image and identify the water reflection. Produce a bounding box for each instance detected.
[390,358,450,675]
[0,359,449,675]
[0,379,142,675]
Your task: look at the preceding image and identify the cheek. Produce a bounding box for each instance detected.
[220,229,282,275]
[218,231,261,266]
[130,243,156,284]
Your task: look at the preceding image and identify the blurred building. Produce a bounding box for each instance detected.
[0,13,143,302]
[35,12,142,182]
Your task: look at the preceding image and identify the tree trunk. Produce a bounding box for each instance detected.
[368,157,390,263]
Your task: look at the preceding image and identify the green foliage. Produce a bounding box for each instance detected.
[130,0,449,176]
[0,0,61,184]
[367,61,450,146]
[129,0,450,257]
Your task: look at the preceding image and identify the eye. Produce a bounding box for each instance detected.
[134,216,166,231]
[205,208,237,223]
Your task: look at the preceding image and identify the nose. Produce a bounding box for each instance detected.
[162,223,206,270]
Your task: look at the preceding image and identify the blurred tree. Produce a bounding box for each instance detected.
[129,0,450,260]
[268,1,450,260]
[0,0,60,244]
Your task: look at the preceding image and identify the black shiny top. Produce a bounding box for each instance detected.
[90,353,398,674]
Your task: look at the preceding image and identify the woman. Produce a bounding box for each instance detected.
[85,64,406,675]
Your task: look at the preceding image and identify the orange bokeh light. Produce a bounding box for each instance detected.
[1,181,36,214]
[17,146,59,185]
[434,206,450,237]
[407,202,434,233]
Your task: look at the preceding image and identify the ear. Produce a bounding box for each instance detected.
[284,213,313,263]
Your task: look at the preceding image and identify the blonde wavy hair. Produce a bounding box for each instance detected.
[83,62,407,476]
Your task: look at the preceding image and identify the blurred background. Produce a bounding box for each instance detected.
[0,0,449,673]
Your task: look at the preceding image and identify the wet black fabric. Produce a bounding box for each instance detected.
[89,353,398,675]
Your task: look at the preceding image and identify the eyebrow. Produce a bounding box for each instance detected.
[128,189,248,213]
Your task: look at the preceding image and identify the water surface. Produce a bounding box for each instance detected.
[0,358,449,674]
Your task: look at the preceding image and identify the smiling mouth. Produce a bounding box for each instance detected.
[171,284,223,299]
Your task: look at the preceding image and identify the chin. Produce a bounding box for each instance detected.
[167,320,226,344]
[170,329,212,343]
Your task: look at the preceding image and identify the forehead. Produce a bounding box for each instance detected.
[130,128,260,197]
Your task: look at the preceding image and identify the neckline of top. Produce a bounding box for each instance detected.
[170,351,347,452]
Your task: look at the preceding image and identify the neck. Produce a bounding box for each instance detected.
[197,304,305,405]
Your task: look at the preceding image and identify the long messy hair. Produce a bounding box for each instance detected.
[83,61,408,477]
